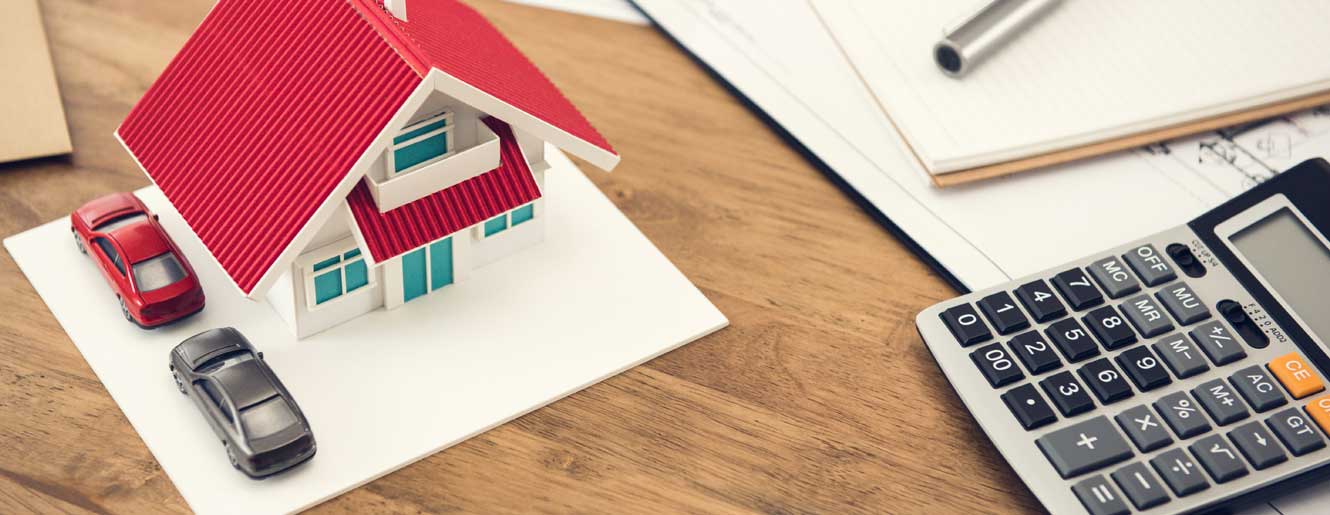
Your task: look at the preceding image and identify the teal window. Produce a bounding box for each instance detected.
[391,112,453,174]
[402,237,454,303]
[484,215,508,237]
[310,247,370,306]
[481,203,535,237]
[511,204,535,226]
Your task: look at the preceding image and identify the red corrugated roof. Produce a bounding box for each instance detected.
[351,0,615,159]
[118,0,420,295]
[117,0,613,296]
[348,118,540,263]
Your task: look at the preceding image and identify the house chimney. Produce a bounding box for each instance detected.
[385,0,407,21]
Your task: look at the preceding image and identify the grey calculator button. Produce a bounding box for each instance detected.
[1124,244,1177,287]
[1120,294,1174,338]
[1156,391,1211,439]
[1088,257,1141,299]
[1115,405,1173,452]
[1266,408,1326,456]
[1228,422,1288,470]
[1189,434,1249,483]
[1072,475,1131,515]
[1152,333,1209,378]
[1156,283,1211,326]
[1190,320,1246,366]
[1150,448,1209,497]
[1036,416,1134,478]
[1110,462,1170,510]
[1229,365,1287,412]
[1192,379,1249,425]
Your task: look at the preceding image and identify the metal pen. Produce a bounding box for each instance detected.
[934,0,1062,78]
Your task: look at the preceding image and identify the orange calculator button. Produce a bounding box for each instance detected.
[1308,394,1330,434]
[1269,352,1325,399]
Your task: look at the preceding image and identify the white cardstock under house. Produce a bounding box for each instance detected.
[4,150,728,514]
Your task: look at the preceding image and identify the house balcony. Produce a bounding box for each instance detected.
[366,119,500,212]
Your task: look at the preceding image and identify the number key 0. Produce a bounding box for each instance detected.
[941,303,992,347]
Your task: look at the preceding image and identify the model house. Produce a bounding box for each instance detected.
[116,0,618,338]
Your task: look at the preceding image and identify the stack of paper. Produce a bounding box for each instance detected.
[814,0,1330,183]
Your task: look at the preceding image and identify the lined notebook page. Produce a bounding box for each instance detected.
[814,0,1330,174]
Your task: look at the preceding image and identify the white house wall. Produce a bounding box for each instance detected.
[287,247,385,339]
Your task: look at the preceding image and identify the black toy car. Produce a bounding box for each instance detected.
[169,327,316,478]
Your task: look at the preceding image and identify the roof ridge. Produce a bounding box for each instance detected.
[344,0,430,77]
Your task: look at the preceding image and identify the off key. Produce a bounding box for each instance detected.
[1269,353,1325,399]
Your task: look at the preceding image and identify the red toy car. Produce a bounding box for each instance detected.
[71,192,205,327]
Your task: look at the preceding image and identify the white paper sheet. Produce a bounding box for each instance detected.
[634,0,1330,511]
[812,0,1330,174]
[507,0,647,25]
[3,149,728,515]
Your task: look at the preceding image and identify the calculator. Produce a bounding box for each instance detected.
[915,158,1330,515]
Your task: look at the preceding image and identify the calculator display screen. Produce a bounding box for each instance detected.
[1230,207,1330,343]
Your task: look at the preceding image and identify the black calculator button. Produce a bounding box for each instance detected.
[1124,244,1177,287]
[1189,435,1248,483]
[1115,347,1172,391]
[1110,462,1170,510]
[1008,331,1062,374]
[1266,408,1326,456]
[1016,279,1066,323]
[1053,269,1105,311]
[1156,391,1211,439]
[970,343,1023,388]
[1071,475,1131,515]
[1083,307,1137,350]
[1047,319,1099,363]
[1228,422,1288,470]
[1079,359,1134,404]
[1036,416,1134,478]
[1156,283,1211,326]
[1002,383,1057,430]
[1041,371,1096,417]
[1229,366,1287,413]
[1190,320,1246,366]
[1150,448,1209,497]
[1192,379,1249,426]
[1087,256,1141,299]
[977,291,1029,335]
[1115,405,1173,452]
[1119,294,1174,338]
[1152,333,1209,379]
[940,304,991,347]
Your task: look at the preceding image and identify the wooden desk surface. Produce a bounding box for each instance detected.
[0,1,1039,513]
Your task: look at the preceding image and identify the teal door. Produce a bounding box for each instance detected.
[402,248,427,302]
[402,237,454,303]
[429,238,454,290]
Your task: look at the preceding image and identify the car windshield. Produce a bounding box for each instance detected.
[131,252,187,292]
[94,212,147,233]
[241,396,298,439]
[197,350,253,373]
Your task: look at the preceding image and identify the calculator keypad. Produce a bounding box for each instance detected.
[926,235,1330,515]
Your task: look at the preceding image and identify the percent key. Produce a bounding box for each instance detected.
[1156,392,1212,438]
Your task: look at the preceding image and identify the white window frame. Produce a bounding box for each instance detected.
[302,239,375,311]
[387,111,455,176]
[473,202,537,240]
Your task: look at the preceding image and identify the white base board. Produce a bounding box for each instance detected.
[3,150,728,515]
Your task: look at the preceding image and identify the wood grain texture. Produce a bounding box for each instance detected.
[0,1,1040,513]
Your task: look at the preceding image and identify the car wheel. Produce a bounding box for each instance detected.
[172,370,185,394]
[73,230,85,254]
[119,297,132,323]
[226,443,239,470]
